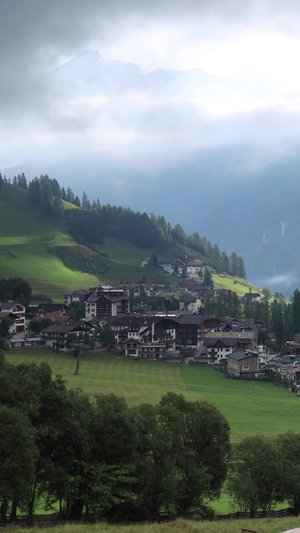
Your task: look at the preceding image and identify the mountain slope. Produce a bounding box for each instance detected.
[0,182,263,301]
[0,184,99,299]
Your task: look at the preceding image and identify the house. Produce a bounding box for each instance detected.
[203,337,239,364]
[206,330,258,351]
[186,261,206,278]
[85,286,129,319]
[179,293,202,313]
[64,289,90,307]
[122,338,167,359]
[242,293,261,303]
[266,354,300,381]
[158,258,185,275]
[0,302,26,334]
[109,316,177,350]
[119,283,155,297]
[41,320,94,350]
[227,350,258,378]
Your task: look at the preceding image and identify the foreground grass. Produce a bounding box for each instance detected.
[5,348,300,440]
[8,517,300,533]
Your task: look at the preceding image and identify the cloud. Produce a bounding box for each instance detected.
[263,273,298,288]
[2,0,300,172]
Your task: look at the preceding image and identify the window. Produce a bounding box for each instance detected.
[242,365,249,370]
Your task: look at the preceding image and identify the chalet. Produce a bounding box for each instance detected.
[158,258,185,275]
[203,337,239,364]
[179,293,202,313]
[227,350,258,378]
[186,261,206,278]
[85,286,129,319]
[177,279,199,292]
[119,283,155,297]
[222,318,255,331]
[167,315,228,349]
[64,289,90,307]
[41,320,94,350]
[266,354,300,381]
[0,302,25,334]
[122,338,167,359]
[109,316,176,350]
[242,292,261,303]
[206,330,257,351]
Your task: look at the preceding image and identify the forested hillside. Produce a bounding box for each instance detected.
[0,173,246,279]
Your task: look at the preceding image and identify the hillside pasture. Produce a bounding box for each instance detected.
[0,186,99,299]
[5,348,300,441]
[212,272,262,298]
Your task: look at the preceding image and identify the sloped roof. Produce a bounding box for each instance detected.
[228,350,258,361]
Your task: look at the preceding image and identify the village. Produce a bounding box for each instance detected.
[1,257,300,390]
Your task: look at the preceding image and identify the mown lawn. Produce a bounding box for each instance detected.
[6,348,300,516]
[5,348,300,440]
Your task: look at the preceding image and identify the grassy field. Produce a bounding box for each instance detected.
[0,185,99,299]
[8,517,300,533]
[5,348,300,441]
[6,347,300,517]
[212,272,262,298]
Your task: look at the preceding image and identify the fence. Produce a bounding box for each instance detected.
[0,507,296,527]
[216,507,295,520]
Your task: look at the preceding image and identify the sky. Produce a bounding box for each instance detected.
[2,0,300,174]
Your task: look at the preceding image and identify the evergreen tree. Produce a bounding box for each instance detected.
[292,289,300,337]
[203,268,214,288]
[28,178,41,206]
[82,191,91,210]
[221,251,230,274]
[237,256,246,279]
[229,252,239,276]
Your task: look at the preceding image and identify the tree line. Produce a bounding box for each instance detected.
[2,353,300,523]
[0,173,247,278]
[0,354,230,523]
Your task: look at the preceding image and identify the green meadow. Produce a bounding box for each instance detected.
[212,272,262,298]
[5,348,300,441]
[0,186,98,299]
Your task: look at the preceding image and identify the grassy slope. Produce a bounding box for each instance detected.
[5,348,300,442]
[213,272,262,298]
[0,184,265,298]
[0,185,99,299]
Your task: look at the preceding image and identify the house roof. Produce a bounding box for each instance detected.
[180,294,197,303]
[0,302,24,311]
[0,311,11,319]
[110,316,162,328]
[41,321,91,334]
[204,337,238,348]
[186,261,205,267]
[228,350,258,361]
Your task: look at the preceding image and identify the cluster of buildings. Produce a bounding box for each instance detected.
[1,283,300,388]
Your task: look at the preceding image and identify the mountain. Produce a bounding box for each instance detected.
[2,51,300,296]
[0,181,262,301]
